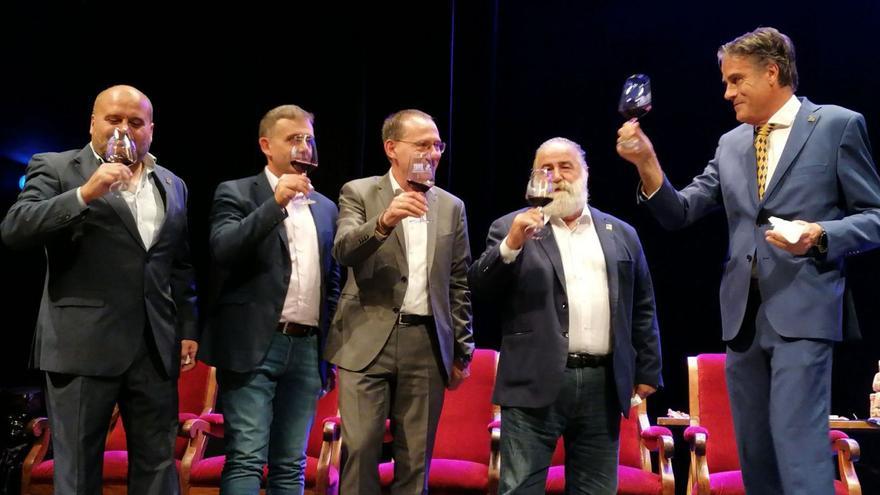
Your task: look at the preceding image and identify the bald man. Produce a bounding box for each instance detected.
[1,85,198,494]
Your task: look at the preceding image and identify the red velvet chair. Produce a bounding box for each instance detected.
[21,361,215,495]
[684,354,861,495]
[488,398,674,495]
[185,384,341,495]
[374,348,499,495]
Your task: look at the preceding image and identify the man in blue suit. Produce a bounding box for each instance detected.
[200,104,341,494]
[469,137,662,494]
[617,27,880,494]
[1,85,198,494]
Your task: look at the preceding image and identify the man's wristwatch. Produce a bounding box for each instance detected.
[816,227,828,254]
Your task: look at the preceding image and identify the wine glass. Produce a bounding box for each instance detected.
[289,134,318,205]
[106,128,137,193]
[406,152,435,223]
[618,74,652,150]
[524,168,554,240]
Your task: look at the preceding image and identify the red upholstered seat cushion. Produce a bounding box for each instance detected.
[30,455,182,484]
[379,459,486,494]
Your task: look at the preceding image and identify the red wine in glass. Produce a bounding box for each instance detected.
[618,74,652,121]
[106,128,137,193]
[407,179,434,193]
[526,195,553,208]
[289,135,318,205]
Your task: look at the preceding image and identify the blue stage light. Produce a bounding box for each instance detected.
[19,175,26,190]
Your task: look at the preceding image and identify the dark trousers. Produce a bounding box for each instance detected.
[337,322,446,495]
[45,332,179,495]
[499,365,620,495]
[726,282,834,495]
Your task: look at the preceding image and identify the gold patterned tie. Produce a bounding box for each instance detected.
[754,123,778,200]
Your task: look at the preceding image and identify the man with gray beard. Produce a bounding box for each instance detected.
[469,138,662,494]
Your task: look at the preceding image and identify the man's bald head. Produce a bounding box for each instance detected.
[93,85,153,121]
[90,85,155,162]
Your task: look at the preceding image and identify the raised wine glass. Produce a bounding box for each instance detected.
[289,134,318,205]
[618,74,652,150]
[524,168,554,240]
[106,128,137,193]
[406,151,435,223]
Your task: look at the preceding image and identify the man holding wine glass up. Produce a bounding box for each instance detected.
[469,137,662,494]
[617,27,880,494]
[201,104,341,494]
[1,85,199,494]
[326,109,473,495]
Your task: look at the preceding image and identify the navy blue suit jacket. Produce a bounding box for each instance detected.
[0,145,198,378]
[468,206,662,415]
[200,171,341,385]
[645,98,880,341]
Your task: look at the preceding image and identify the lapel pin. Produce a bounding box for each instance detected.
[807,114,816,123]
[165,177,172,184]
[606,223,613,231]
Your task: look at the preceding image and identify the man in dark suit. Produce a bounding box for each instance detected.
[617,27,880,494]
[200,104,341,494]
[469,137,662,494]
[1,85,198,495]
[326,109,473,495]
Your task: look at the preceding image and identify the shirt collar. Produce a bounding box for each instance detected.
[766,94,801,129]
[549,207,592,231]
[388,169,405,194]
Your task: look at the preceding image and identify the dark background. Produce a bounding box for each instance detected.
[1,0,878,491]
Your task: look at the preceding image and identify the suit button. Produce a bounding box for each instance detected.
[562,332,569,338]
[401,276,408,283]
[746,254,753,262]
[393,307,400,313]
[561,303,567,310]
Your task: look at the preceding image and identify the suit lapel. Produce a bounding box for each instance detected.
[377,174,409,272]
[592,207,620,315]
[741,129,761,211]
[72,145,146,250]
[762,98,821,202]
[425,189,438,272]
[254,172,291,259]
[536,224,567,295]
[147,165,173,251]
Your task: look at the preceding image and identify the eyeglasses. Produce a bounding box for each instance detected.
[396,140,447,154]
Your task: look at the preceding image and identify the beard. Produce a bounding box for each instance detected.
[543,175,588,219]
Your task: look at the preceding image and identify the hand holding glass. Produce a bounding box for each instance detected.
[524,168,554,240]
[106,128,137,193]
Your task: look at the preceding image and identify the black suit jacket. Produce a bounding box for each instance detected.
[0,145,198,378]
[468,207,662,415]
[200,172,341,385]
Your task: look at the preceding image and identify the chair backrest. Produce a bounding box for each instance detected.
[688,354,740,472]
[550,402,649,470]
[104,360,218,459]
[431,348,498,464]
[306,383,340,457]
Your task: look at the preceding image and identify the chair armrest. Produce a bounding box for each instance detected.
[684,426,710,495]
[316,416,342,494]
[488,413,501,495]
[830,430,862,494]
[21,418,51,493]
[199,413,225,438]
[641,425,675,495]
[180,418,209,439]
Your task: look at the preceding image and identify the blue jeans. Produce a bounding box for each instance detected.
[499,366,620,495]
[218,332,322,495]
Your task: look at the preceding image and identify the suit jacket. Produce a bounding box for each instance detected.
[645,98,880,341]
[200,172,341,385]
[0,145,198,378]
[325,173,473,380]
[468,206,662,415]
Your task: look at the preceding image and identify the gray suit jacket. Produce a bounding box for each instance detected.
[0,145,198,378]
[325,173,473,379]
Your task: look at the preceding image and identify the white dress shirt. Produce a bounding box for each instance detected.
[500,209,611,354]
[266,168,321,327]
[389,172,431,316]
[763,94,801,182]
[80,144,165,248]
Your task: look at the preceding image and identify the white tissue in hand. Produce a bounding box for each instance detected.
[769,216,806,244]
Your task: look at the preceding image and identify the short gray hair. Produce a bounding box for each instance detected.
[533,137,588,171]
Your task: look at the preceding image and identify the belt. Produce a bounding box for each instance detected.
[276,322,319,337]
[566,353,611,368]
[396,313,434,326]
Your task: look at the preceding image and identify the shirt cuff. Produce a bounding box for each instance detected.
[499,236,522,264]
[75,187,87,207]
[639,181,661,200]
